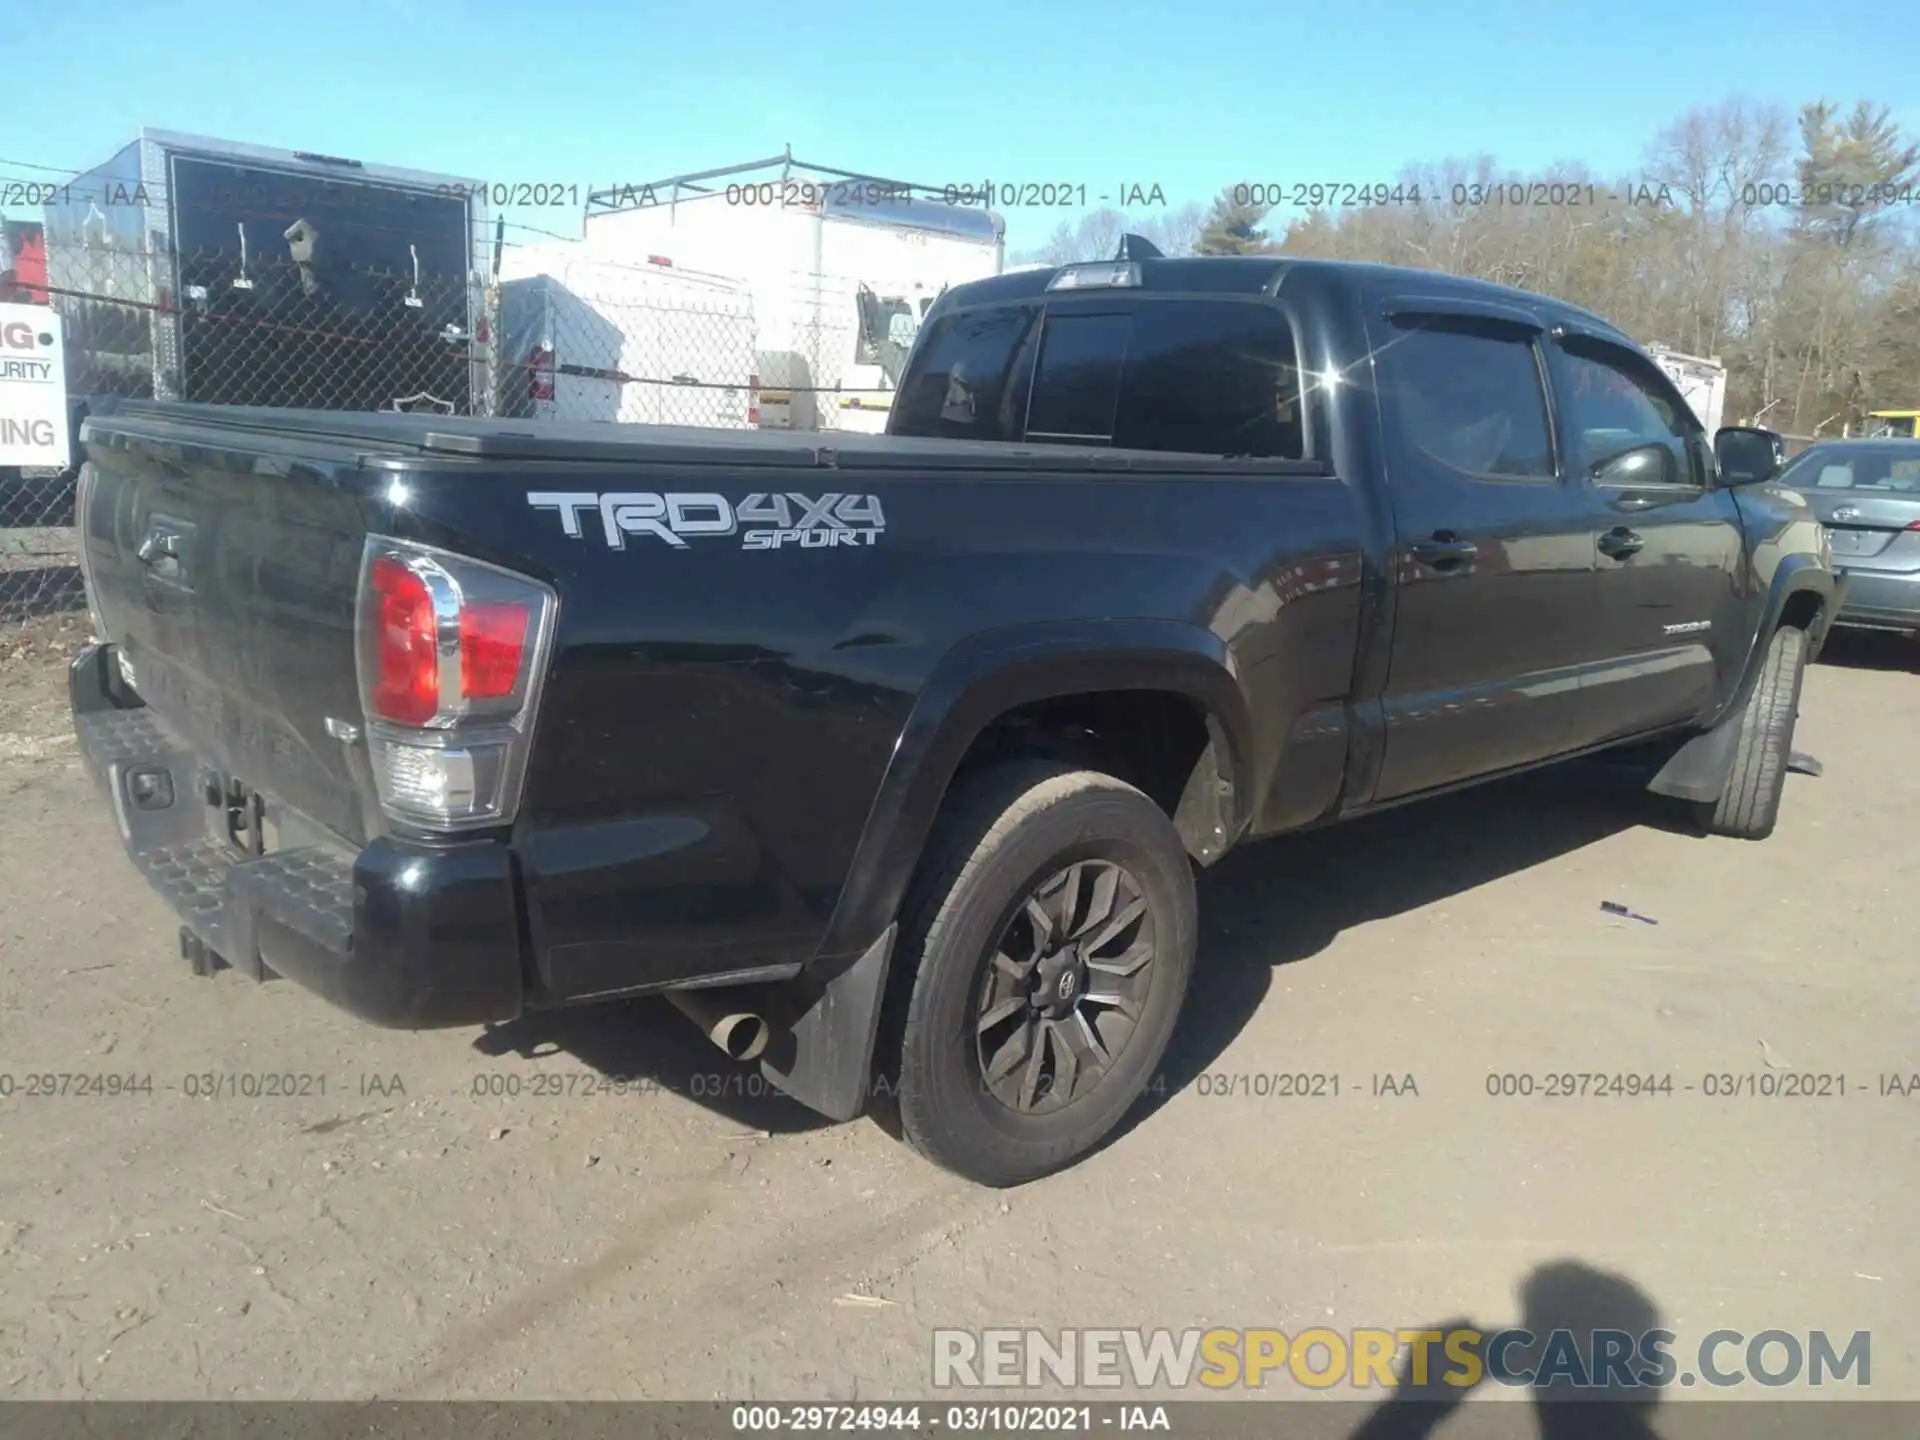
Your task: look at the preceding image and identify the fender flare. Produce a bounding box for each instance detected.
[815,617,1256,965]
[1646,559,1837,804]
[756,619,1254,1121]
[1758,554,1841,654]
[1718,556,1839,724]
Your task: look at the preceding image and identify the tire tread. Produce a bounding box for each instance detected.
[888,761,1192,1184]
[1701,625,1807,840]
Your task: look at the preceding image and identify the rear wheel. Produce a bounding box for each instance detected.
[890,761,1196,1186]
[1692,625,1808,840]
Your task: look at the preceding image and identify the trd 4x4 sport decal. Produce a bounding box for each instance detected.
[527,491,885,551]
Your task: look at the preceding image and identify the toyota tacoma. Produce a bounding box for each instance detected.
[67,253,1841,1185]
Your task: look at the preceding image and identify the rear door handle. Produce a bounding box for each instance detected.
[1598,527,1644,559]
[1411,532,1479,570]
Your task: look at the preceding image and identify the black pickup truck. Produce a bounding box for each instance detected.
[67,254,1840,1185]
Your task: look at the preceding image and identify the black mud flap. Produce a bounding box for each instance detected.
[1649,612,1829,804]
[1644,721,1741,805]
[1646,725,1822,799]
[758,924,897,1123]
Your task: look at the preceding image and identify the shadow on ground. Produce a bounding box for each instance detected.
[1126,759,1676,1135]
[1346,1258,1668,1440]
[1816,628,1915,672]
[489,757,1677,1143]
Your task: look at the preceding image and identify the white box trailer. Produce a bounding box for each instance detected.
[1649,345,1727,436]
[581,155,1004,433]
[495,243,757,428]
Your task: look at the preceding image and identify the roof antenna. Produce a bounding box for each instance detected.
[1115,233,1163,261]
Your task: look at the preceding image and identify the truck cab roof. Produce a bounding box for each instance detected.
[938,255,1631,344]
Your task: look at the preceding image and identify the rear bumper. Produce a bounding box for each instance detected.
[1833,566,1920,632]
[70,645,526,1028]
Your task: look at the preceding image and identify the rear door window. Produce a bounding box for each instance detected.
[889,305,1039,441]
[1376,320,1555,480]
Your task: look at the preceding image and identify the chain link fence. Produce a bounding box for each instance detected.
[4,235,906,626]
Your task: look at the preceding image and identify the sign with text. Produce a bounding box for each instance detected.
[0,303,70,469]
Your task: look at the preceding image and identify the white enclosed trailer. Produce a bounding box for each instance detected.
[495,242,757,428]
[44,128,492,425]
[582,155,1004,433]
[1648,345,1727,436]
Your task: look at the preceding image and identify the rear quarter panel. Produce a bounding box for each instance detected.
[442,456,1365,999]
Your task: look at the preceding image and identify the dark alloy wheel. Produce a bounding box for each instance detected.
[888,761,1197,1186]
[973,859,1157,1115]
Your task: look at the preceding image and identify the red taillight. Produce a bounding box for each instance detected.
[356,537,554,831]
[369,556,439,725]
[647,254,672,267]
[461,602,529,699]
[1907,520,1920,532]
[369,565,533,723]
[529,345,554,402]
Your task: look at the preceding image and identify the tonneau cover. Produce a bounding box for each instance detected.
[89,401,1322,474]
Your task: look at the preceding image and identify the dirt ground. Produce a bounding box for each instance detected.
[1,620,1915,1405]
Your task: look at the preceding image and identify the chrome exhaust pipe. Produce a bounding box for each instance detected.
[664,988,771,1063]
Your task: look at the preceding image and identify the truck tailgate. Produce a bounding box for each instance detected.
[79,418,377,845]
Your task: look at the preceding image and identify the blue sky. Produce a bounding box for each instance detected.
[3,0,1914,252]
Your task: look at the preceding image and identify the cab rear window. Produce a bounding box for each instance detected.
[1025,313,1128,442]
[1110,301,1304,459]
[892,297,1306,459]
[1019,300,1306,458]
[889,306,1039,441]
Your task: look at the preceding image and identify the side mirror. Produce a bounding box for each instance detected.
[1714,426,1786,486]
[1591,441,1678,486]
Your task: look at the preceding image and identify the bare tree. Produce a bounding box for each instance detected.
[1015,203,1207,266]
[1133,201,1206,257]
[1076,208,1131,262]
[1018,97,1919,433]
[1266,96,1920,436]
[1018,209,1132,265]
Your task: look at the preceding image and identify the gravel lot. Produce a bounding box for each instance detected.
[2,622,1915,1407]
